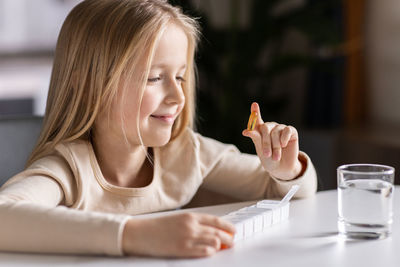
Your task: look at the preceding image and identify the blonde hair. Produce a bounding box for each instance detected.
[27,0,200,167]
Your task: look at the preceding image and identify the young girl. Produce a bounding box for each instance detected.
[0,0,317,258]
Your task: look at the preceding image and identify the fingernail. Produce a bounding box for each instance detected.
[263,148,270,157]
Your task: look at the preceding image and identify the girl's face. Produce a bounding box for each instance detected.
[105,23,188,148]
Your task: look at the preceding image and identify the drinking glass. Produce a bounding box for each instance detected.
[337,164,395,239]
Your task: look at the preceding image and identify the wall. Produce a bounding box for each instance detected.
[367,0,400,125]
[0,0,81,53]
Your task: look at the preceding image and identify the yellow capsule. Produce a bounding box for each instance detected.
[247,111,257,131]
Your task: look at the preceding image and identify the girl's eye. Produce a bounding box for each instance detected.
[148,77,161,82]
[176,76,186,82]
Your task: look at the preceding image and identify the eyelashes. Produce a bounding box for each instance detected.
[176,76,186,82]
[147,76,186,83]
[147,77,161,82]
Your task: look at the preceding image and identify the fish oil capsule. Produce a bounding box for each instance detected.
[247,111,257,131]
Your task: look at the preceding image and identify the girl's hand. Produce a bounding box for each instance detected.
[242,102,303,180]
[122,213,235,258]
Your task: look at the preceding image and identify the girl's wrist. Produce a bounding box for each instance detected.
[288,154,307,180]
[273,154,306,181]
[122,218,145,255]
[291,158,304,179]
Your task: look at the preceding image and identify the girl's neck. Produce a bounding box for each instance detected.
[91,133,153,188]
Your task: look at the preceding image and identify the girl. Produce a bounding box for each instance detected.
[0,0,317,258]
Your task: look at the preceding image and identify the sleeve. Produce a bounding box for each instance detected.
[0,153,130,256]
[195,133,317,200]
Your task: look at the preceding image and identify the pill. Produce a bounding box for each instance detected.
[247,111,257,131]
[220,244,229,250]
[220,231,234,250]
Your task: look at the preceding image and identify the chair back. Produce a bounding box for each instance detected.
[0,116,43,186]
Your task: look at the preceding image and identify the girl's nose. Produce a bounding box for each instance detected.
[165,79,185,105]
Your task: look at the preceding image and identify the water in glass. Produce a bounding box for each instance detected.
[338,178,393,239]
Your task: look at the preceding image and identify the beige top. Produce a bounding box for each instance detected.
[0,128,317,256]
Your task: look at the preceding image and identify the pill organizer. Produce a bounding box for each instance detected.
[221,185,299,242]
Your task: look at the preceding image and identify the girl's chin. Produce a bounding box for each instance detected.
[143,133,172,147]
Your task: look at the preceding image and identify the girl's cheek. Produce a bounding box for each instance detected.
[140,93,154,116]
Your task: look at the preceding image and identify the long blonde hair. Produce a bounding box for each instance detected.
[27,0,200,167]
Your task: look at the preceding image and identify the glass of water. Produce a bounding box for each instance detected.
[337,164,395,239]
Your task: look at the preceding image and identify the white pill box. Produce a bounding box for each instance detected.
[220,185,298,242]
[221,201,290,241]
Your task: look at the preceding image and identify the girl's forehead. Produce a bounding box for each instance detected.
[150,23,188,68]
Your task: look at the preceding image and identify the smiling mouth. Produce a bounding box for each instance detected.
[150,114,176,124]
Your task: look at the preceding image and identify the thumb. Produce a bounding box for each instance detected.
[242,128,261,143]
[242,129,263,157]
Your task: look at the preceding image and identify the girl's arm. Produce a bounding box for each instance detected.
[0,176,128,255]
[0,175,235,257]
[122,212,235,257]
[200,147,316,200]
[192,130,317,201]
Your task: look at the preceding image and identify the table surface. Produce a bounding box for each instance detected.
[1,188,399,267]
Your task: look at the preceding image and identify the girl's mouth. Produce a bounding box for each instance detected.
[150,114,175,124]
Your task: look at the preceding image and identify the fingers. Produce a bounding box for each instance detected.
[200,227,234,248]
[191,244,218,257]
[244,122,298,161]
[242,102,263,136]
[196,214,235,249]
[281,126,298,147]
[259,122,277,158]
[242,129,263,159]
[194,228,234,250]
[197,213,236,234]
[251,102,264,125]
[195,234,221,249]
[280,126,292,147]
[270,124,285,161]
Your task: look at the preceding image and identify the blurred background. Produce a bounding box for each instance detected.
[1,0,400,190]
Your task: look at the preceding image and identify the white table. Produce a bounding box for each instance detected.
[1,188,399,267]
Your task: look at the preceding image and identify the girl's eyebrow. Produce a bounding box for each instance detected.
[150,63,186,70]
